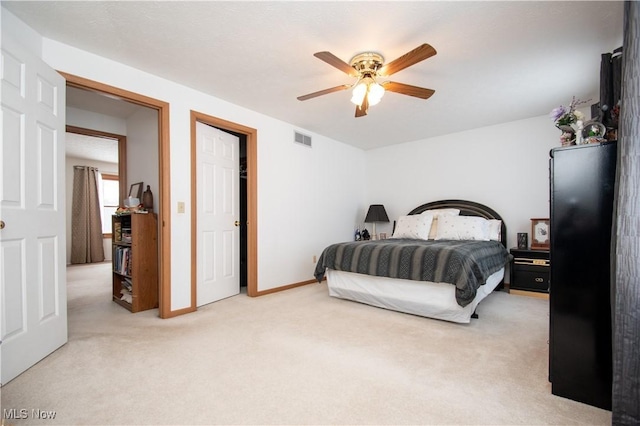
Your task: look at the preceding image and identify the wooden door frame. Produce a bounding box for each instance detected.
[190,111,258,307]
[60,72,174,318]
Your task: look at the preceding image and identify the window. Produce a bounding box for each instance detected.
[101,174,120,236]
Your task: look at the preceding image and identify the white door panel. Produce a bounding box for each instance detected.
[196,122,239,306]
[1,35,67,384]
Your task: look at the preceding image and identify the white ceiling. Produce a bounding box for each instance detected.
[4,1,624,150]
[67,86,143,120]
[66,131,119,164]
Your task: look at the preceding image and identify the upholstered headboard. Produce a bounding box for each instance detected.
[406,199,507,247]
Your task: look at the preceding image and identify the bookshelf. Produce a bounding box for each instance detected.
[112,213,158,312]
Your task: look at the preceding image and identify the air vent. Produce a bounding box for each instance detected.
[294,131,312,148]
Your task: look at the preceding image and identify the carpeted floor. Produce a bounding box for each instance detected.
[1,262,611,425]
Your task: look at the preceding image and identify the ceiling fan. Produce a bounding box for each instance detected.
[297,43,437,118]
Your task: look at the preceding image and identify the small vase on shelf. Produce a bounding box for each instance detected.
[142,185,154,212]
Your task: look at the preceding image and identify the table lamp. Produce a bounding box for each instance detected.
[364,204,389,240]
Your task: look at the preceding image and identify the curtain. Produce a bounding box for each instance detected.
[611,2,640,424]
[70,166,105,264]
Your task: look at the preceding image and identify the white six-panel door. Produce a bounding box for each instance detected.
[1,36,67,384]
[196,122,240,307]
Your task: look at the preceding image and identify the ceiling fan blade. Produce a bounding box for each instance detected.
[377,43,437,77]
[314,51,359,77]
[297,84,351,101]
[355,93,369,117]
[382,81,435,99]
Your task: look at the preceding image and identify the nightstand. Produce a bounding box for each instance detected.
[509,248,550,293]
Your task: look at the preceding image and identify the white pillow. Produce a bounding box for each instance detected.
[487,219,502,241]
[435,216,490,241]
[421,208,461,217]
[391,214,434,240]
[421,208,461,239]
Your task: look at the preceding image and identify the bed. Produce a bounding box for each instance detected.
[314,200,510,323]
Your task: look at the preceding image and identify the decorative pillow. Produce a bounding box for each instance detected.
[487,219,502,241]
[391,214,434,240]
[435,216,490,241]
[421,208,461,239]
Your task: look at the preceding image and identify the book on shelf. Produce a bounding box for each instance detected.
[113,246,132,276]
[121,278,133,292]
[114,222,122,242]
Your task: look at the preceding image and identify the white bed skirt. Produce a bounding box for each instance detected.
[326,268,505,323]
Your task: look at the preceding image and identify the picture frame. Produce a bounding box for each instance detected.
[517,232,528,249]
[531,218,550,250]
[129,182,143,200]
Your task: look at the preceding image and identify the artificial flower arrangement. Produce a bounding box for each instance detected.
[550,97,589,145]
[550,96,588,127]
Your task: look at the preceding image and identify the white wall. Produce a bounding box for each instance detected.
[365,115,561,251]
[67,107,127,135]
[8,17,366,310]
[65,155,118,264]
[126,107,159,212]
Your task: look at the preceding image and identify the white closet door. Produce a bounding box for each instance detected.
[196,121,240,307]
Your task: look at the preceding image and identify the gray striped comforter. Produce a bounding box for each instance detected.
[314,239,510,307]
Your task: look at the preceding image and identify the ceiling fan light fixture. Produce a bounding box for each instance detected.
[368,81,385,106]
[350,80,368,106]
[298,44,436,118]
[350,77,385,107]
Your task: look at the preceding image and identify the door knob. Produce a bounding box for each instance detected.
[234,221,241,227]
[0,220,4,229]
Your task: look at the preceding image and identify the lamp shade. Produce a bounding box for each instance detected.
[350,81,368,106]
[365,204,389,223]
[367,82,385,106]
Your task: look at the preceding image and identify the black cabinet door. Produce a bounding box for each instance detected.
[549,142,615,410]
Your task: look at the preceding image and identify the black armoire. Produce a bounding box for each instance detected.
[549,141,616,410]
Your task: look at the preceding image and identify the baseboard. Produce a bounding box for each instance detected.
[253,278,318,296]
[509,289,549,300]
